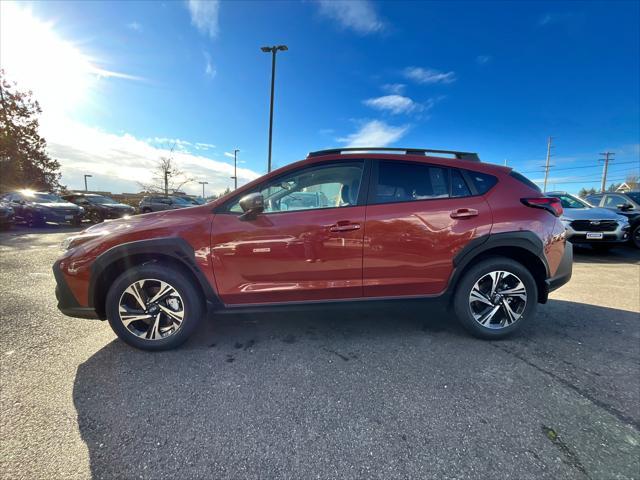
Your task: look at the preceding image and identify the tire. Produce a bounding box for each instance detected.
[141,207,152,214]
[453,257,538,340]
[105,263,204,351]
[632,225,640,249]
[89,210,103,224]
[26,212,43,228]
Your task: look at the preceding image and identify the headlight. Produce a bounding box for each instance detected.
[78,206,85,213]
[559,216,571,224]
[617,216,629,225]
[61,231,107,250]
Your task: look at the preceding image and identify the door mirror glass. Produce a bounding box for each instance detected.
[239,193,264,219]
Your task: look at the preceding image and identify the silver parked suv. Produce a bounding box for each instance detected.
[546,191,630,251]
[138,195,193,213]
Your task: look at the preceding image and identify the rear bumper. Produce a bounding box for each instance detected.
[546,241,573,294]
[53,260,100,319]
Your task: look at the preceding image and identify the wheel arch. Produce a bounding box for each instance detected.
[89,237,220,319]
[449,232,550,304]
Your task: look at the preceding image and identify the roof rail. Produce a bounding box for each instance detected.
[307,147,480,162]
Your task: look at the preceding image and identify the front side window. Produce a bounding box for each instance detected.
[229,161,364,213]
[604,194,627,208]
[374,161,449,204]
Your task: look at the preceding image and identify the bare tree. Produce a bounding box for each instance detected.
[139,156,193,196]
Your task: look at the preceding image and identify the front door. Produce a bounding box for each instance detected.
[210,160,368,305]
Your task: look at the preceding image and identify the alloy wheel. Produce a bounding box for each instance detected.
[118,279,185,340]
[468,270,527,329]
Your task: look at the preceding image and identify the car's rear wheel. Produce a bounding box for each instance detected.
[105,263,203,351]
[632,225,640,249]
[453,257,538,339]
[89,210,103,223]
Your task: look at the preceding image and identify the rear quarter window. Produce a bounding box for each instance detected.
[466,170,499,194]
[508,171,541,193]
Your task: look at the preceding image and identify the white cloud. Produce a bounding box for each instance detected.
[381,83,406,95]
[338,120,409,147]
[203,51,216,78]
[42,119,259,195]
[195,142,216,150]
[187,0,220,38]
[315,0,385,35]
[403,67,456,84]
[127,21,142,32]
[363,95,420,115]
[476,55,491,65]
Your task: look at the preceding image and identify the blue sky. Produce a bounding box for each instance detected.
[1,0,638,195]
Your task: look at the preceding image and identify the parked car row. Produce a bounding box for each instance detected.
[0,190,205,228]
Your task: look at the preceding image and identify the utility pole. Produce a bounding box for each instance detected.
[542,136,553,192]
[198,181,208,199]
[84,174,92,192]
[599,152,615,192]
[261,45,288,173]
[230,149,240,190]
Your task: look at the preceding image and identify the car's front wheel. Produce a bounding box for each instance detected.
[105,263,204,350]
[453,257,538,339]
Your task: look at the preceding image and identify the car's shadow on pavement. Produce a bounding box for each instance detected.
[73,299,640,479]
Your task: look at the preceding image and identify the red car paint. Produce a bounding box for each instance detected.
[55,152,568,313]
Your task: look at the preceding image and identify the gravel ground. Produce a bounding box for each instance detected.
[1,225,639,479]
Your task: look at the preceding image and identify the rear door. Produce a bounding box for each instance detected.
[363,160,492,297]
[211,160,369,305]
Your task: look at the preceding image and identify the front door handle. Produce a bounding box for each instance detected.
[328,222,361,233]
[450,208,478,219]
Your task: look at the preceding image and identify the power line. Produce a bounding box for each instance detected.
[519,160,637,175]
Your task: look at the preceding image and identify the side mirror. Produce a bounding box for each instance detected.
[617,203,633,211]
[239,193,264,220]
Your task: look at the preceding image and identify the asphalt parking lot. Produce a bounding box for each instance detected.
[1,225,639,480]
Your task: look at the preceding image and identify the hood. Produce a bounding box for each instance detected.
[34,202,80,209]
[100,202,133,209]
[561,207,625,221]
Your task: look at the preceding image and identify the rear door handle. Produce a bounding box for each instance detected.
[328,222,361,233]
[450,208,478,219]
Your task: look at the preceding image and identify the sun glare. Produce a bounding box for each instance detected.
[0,2,130,117]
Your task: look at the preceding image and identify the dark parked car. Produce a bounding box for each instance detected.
[62,193,135,223]
[0,201,15,229]
[545,191,630,250]
[2,191,83,227]
[584,191,640,248]
[138,195,193,213]
[55,147,572,351]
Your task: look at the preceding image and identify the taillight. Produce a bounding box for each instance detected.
[521,197,563,217]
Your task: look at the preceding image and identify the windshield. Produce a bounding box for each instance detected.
[27,192,64,204]
[557,194,589,209]
[626,192,640,203]
[88,195,118,204]
[171,197,192,205]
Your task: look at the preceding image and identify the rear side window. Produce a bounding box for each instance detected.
[451,170,472,197]
[508,171,540,193]
[374,161,449,204]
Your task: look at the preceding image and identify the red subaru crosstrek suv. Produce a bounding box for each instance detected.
[54,148,572,350]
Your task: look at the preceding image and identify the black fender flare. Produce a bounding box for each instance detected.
[448,231,550,299]
[88,237,220,310]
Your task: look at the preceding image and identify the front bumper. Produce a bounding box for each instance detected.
[39,211,83,224]
[53,260,99,319]
[564,223,630,244]
[546,241,573,294]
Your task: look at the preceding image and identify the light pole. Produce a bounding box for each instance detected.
[230,149,240,190]
[261,45,288,173]
[84,174,92,192]
[198,181,208,199]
